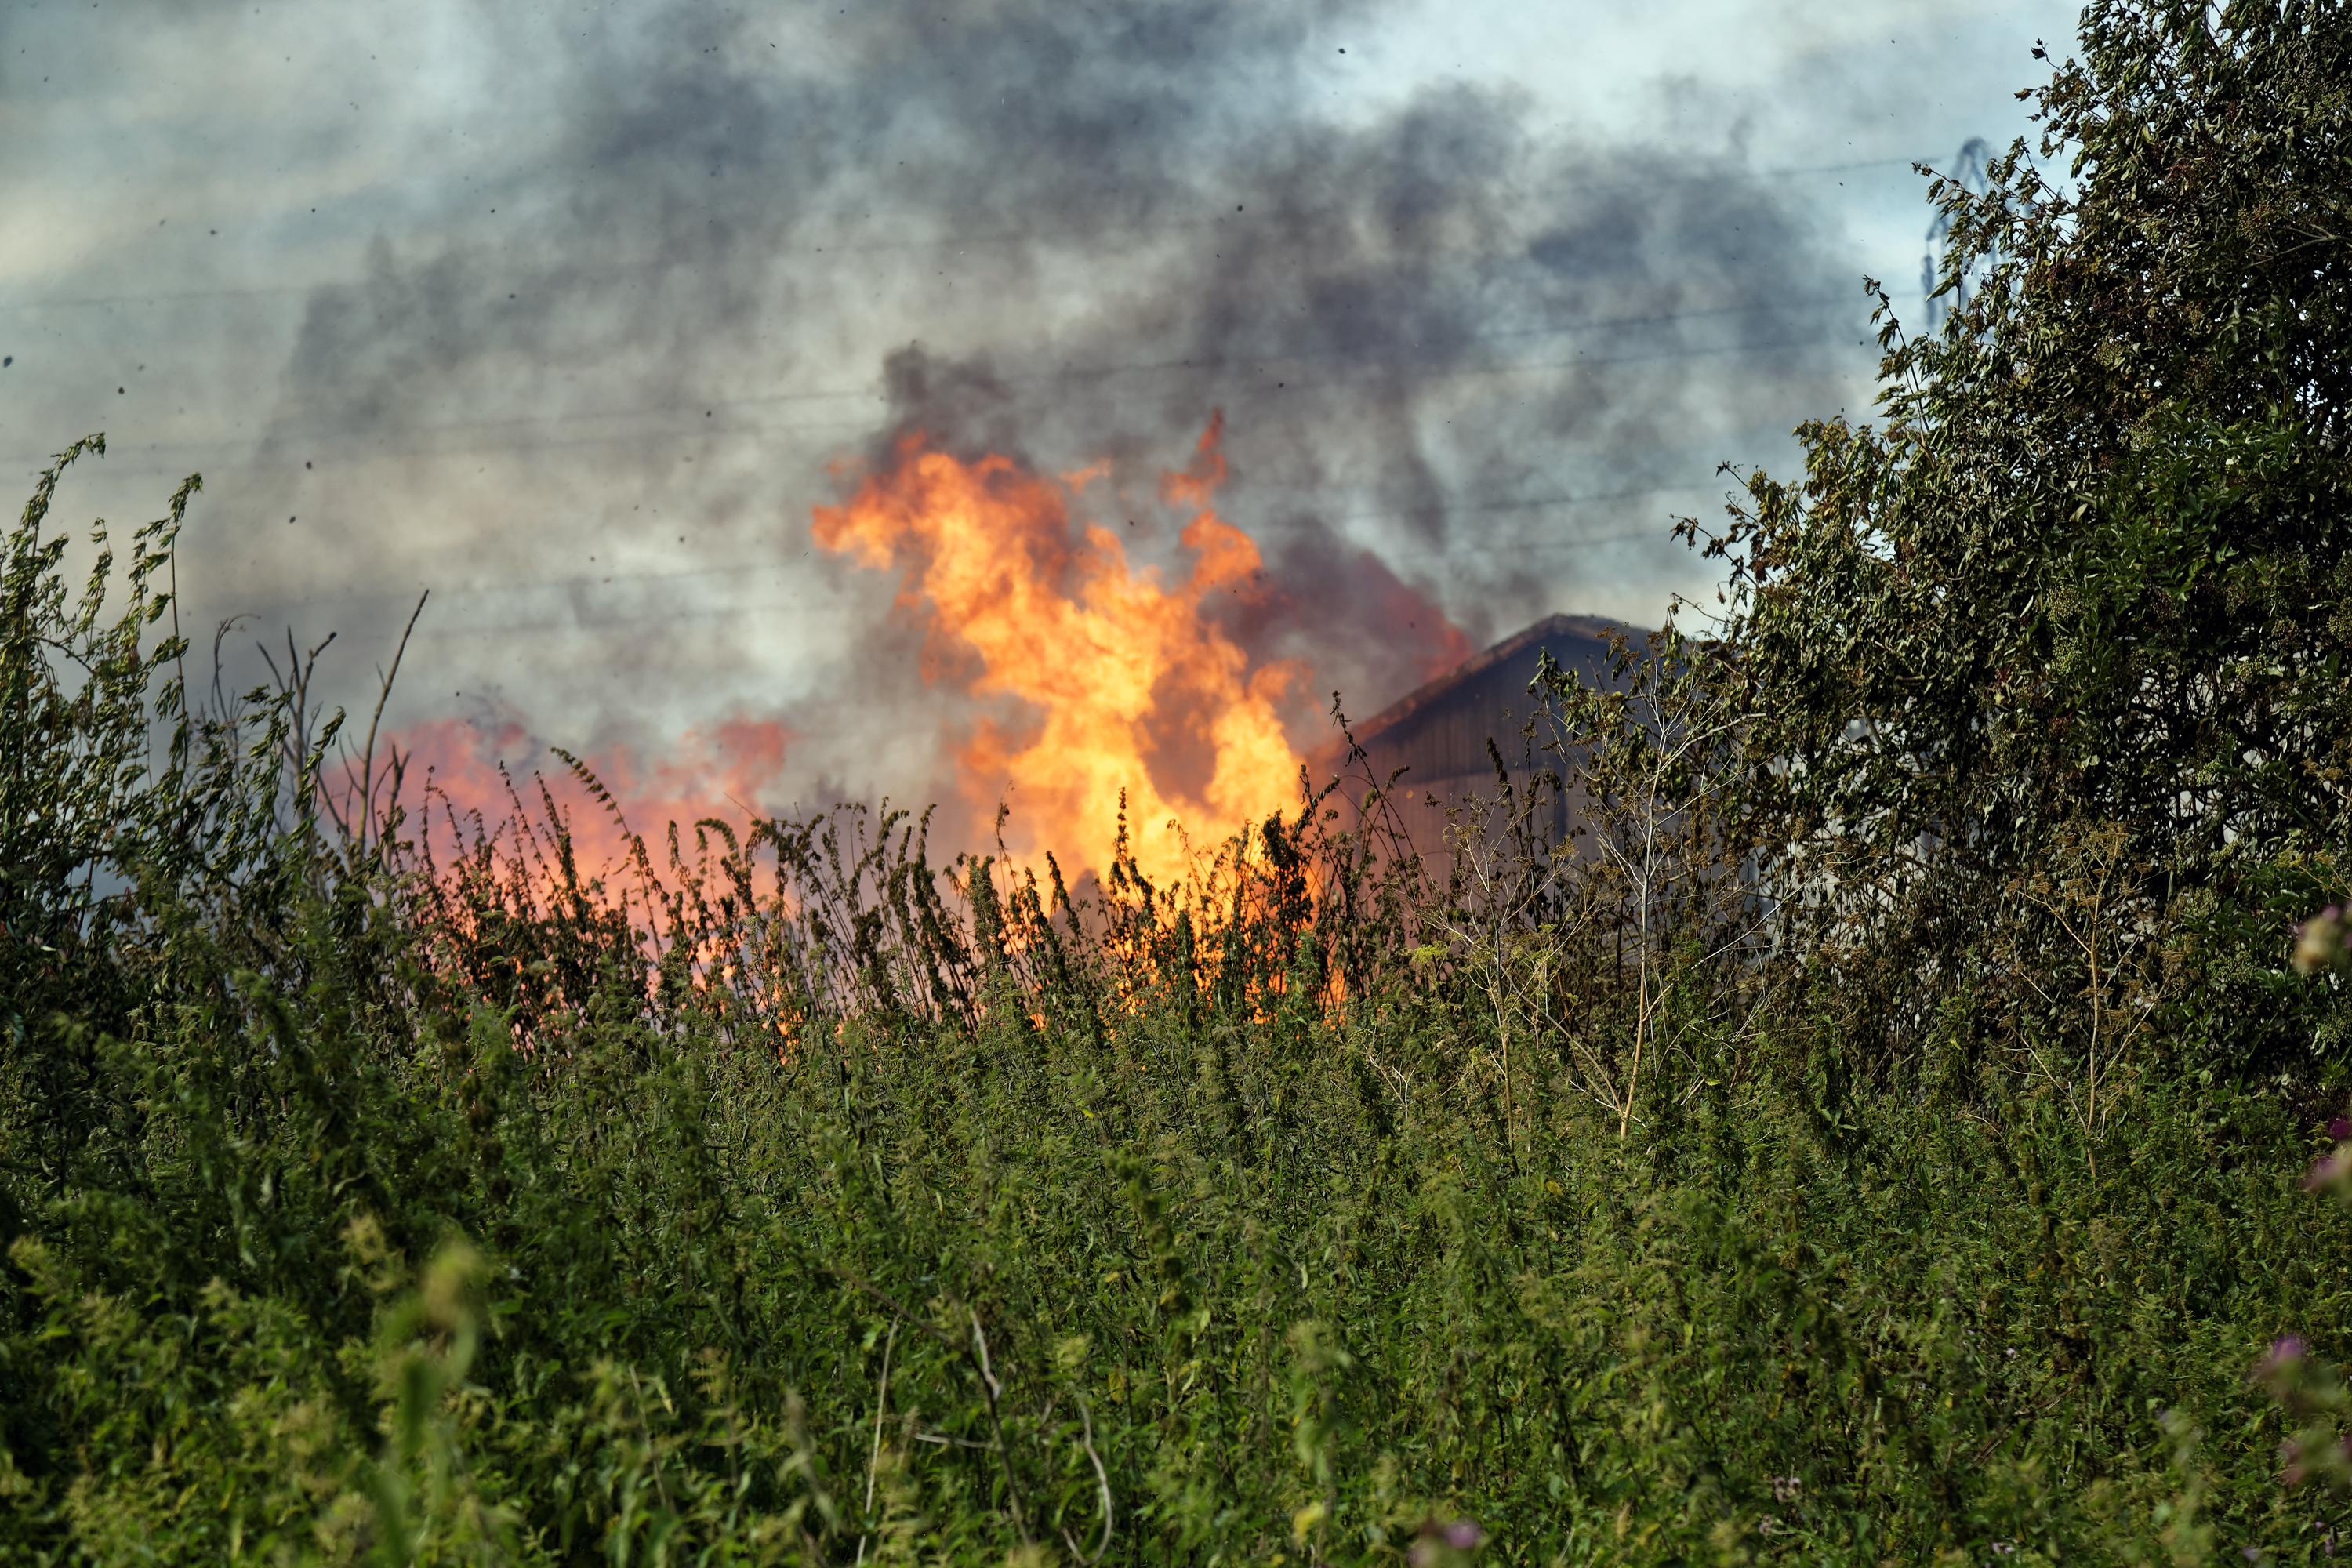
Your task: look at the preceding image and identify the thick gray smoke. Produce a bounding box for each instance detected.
[0,0,1896,849]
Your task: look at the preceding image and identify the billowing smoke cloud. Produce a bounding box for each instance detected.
[2,0,1877,859]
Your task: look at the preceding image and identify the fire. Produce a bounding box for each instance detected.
[383,708,793,882]
[813,416,1301,885]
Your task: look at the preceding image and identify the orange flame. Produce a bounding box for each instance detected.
[813,416,1301,885]
[384,709,792,881]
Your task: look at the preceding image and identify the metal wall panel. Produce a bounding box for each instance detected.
[1319,613,1625,851]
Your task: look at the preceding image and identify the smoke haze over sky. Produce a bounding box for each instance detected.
[0,0,2076,844]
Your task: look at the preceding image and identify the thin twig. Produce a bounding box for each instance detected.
[969,1309,1032,1544]
[1061,1396,1116,1567]
[354,590,429,859]
[854,1319,898,1568]
[825,1266,955,1347]
[911,1431,994,1450]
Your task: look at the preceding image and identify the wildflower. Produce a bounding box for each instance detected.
[1409,1517,1484,1564]
[2258,1337,2310,1388]
[2296,908,2347,974]
[2307,1149,2352,1196]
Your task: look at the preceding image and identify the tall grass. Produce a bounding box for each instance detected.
[2,439,2348,1566]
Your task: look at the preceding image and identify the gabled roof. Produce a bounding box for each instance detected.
[1344,612,1623,750]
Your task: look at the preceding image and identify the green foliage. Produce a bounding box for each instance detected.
[1705,0,2352,1073]
[9,840,2352,1563]
[9,2,2352,1561]
[0,452,2339,1567]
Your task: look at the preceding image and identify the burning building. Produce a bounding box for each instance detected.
[1326,613,1623,847]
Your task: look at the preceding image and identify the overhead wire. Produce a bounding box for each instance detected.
[3,295,1873,477]
[0,152,1945,317]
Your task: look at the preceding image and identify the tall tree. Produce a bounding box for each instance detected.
[1710,0,2352,1074]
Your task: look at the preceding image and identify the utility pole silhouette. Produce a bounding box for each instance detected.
[1921,137,1994,334]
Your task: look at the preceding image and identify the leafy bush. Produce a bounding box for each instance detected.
[0,450,2342,1566]
[1704,0,2352,1078]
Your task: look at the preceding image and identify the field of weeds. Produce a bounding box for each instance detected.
[9,2,2352,1560]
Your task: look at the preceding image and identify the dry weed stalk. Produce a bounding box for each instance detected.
[2011,819,2169,1174]
[1415,625,1771,1141]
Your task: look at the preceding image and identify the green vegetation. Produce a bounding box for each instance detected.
[5,2,2352,1561]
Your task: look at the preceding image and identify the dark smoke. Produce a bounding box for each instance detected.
[63,0,1871,841]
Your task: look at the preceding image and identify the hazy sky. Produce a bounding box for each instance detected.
[0,0,2078,833]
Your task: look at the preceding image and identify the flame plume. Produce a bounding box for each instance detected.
[814,416,1301,885]
[385,710,792,884]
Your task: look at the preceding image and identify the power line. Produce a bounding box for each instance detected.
[3,307,1868,476]
[267,523,1680,640]
[0,155,1940,318]
[192,481,1714,648]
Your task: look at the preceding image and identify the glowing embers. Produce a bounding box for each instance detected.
[815,415,1301,886]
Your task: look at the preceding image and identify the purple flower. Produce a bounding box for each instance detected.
[1446,1521,1484,1552]
[2257,1337,2310,1398]
[2330,1116,2350,1142]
